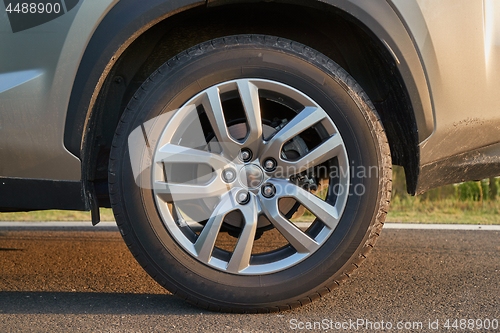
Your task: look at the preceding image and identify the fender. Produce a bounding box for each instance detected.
[65,0,434,158]
[64,0,205,159]
[207,0,435,143]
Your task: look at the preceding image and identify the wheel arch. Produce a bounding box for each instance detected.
[66,0,433,211]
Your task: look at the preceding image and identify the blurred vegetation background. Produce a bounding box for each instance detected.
[1,167,499,224]
[388,166,499,224]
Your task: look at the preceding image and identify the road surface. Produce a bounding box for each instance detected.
[0,225,498,332]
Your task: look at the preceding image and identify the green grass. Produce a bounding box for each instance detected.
[1,199,498,224]
[0,208,115,222]
[385,196,500,224]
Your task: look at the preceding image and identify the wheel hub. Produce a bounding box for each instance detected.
[239,164,264,189]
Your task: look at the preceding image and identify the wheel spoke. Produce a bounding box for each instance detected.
[154,179,228,202]
[277,134,344,178]
[261,106,328,162]
[236,80,263,153]
[154,143,231,171]
[153,143,231,202]
[283,180,340,229]
[202,86,242,159]
[194,194,237,263]
[260,186,320,253]
[226,198,258,273]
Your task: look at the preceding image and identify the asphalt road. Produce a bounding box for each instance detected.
[0,226,498,332]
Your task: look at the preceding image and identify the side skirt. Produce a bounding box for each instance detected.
[416,142,500,194]
[0,178,87,212]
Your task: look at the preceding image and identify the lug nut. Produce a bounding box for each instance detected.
[239,149,252,162]
[222,168,236,183]
[236,190,250,204]
[263,158,277,171]
[261,183,276,198]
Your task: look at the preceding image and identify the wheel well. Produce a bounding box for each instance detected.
[87,2,419,206]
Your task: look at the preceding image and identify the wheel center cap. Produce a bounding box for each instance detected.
[239,164,264,189]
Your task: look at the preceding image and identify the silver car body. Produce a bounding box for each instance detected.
[1,0,499,210]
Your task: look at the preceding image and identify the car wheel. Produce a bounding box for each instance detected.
[109,35,391,312]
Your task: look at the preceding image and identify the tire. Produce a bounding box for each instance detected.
[109,35,391,312]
